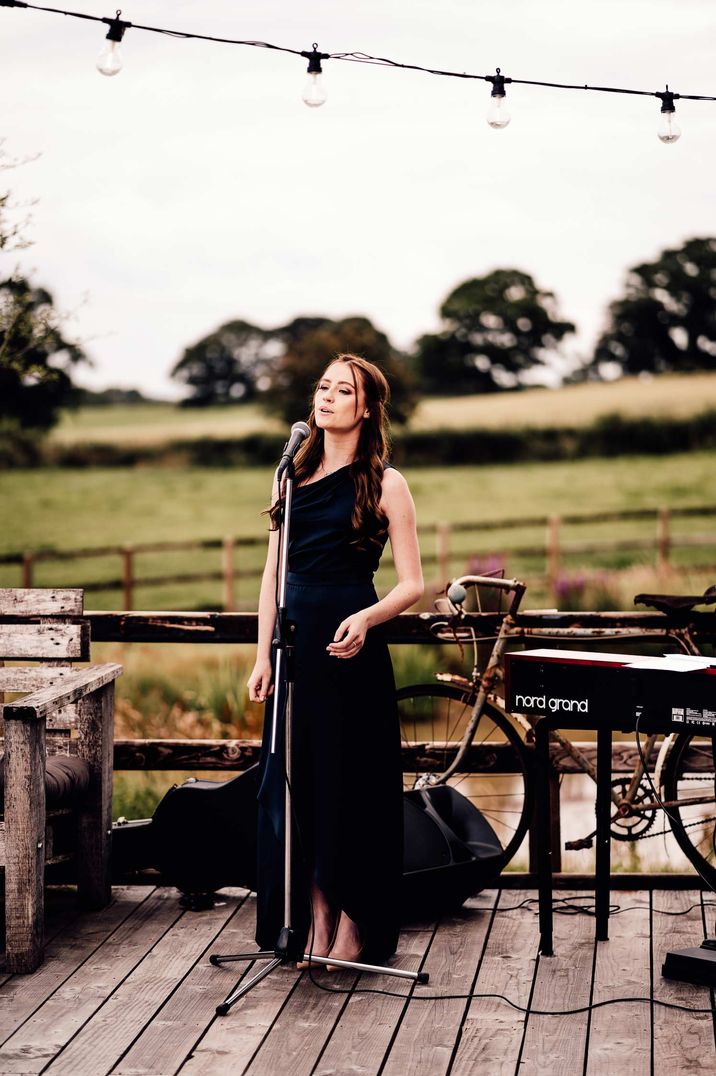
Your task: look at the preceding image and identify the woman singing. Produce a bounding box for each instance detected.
[248,354,423,968]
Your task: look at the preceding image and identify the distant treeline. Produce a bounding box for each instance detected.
[73,387,166,407]
[5,410,715,469]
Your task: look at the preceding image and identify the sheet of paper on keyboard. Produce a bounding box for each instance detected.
[625,656,715,672]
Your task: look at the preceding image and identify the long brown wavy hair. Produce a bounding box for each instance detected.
[267,354,391,550]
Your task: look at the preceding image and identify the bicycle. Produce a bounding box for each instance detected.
[396,573,716,882]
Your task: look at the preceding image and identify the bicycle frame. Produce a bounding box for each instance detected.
[426,574,705,825]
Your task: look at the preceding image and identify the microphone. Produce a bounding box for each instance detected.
[277,421,310,477]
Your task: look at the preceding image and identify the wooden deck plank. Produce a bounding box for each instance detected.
[653,889,716,1073]
[178,934,301,1076]
[1,885,715,1074]
[113,891,257,1075]
[312,921,436,1076]
[0,889,182,1074]
[0,889,87,996]
[518,890,596,1074]
[586,891,651,1075]
[0,888,150,1044]
[241,964,358,1076]
[450,889,539,1075]
[43,890,246,1076]
[380,893,496,1076]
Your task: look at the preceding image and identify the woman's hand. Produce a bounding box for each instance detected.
[327,609,372,659]
[248,657,274,702]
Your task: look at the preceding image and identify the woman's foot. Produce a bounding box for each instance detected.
[297,880,336,969]
[326,910,362,970]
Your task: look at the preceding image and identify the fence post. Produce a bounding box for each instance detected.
[657,506,671,576]
[121,546,134,611]
[223,536,236,612]
[436,521,450,586]
[547,515,561,602]
[22,552,34,588]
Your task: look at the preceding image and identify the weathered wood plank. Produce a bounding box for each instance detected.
[3,716,46,973]
[519,891,596,1073]
[110,738,715,776]
[179,927,299,1074]
[83,609,716,646]
[586,892,651,1075]
[114,738,262,772]
[310,921,437,1076]
[4,664,122,721]
[381,893,496,1076]
[0,889,182,1074]
[45,704,79,730]
[114,891,256,1075]
[0,623,90,662]
[44,890,246,1075]
[76,682,114,909]
[0,888,151,1042]
[241,962,358,1075]
[652,889,716,1072]
[0,591,83,616]
[0,668,76,693]
[451,889,539,1075]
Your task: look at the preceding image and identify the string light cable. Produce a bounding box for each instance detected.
[2,0,716,138]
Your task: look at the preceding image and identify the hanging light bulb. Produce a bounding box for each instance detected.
[97,10,130,77]
[486,68,511,129]
[301,44,327,108]
[657,87,681,144]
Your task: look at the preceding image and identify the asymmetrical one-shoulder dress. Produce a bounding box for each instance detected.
[255,463,403,962]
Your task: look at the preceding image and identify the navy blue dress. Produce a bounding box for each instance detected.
[255,464,403,962]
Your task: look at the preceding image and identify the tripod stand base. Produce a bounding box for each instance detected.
[210,942,429,1015]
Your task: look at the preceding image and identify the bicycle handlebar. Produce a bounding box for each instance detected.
[451,573,526,593]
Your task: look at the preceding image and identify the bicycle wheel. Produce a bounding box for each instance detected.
[396,682,533,867]
[661,732,716,888]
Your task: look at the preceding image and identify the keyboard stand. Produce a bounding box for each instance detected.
[535,715,613,955]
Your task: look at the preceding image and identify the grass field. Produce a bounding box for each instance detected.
[2,452,714,612]
[50,372,716,444]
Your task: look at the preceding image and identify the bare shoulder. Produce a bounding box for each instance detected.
[381,465,410,495]
[380,466,416,521]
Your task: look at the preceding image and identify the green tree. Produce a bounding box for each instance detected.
[262,315,417,425]
[414,269,576,395]
[0,277,86,432]
[0,149,87,443]
[592,238,716,376]
[170,319,277,406]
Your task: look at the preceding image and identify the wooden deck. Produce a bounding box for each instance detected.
[0,886,714,1075]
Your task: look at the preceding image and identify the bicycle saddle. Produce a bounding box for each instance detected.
[634,584,716,614]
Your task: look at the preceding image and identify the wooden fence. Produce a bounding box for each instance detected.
[2,504,714,610]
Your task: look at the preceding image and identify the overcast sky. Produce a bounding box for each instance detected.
[2,0,714,399]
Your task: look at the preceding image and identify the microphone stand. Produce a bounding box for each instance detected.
[209,457,429,1016]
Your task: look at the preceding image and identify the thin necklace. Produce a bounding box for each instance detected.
[318,457,353,477]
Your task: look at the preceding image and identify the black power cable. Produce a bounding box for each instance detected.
[258,504,716,1019]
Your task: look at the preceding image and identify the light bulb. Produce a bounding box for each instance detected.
[96,39,123,77]
[487,92,511,129]
[657,110,681,144]
[302,72,327,108]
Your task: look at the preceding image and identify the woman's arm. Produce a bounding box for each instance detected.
[248,472,281,701]
[327,468,423,658]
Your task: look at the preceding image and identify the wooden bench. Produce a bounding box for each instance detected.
[0,588,122,973]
